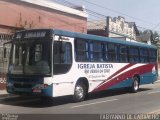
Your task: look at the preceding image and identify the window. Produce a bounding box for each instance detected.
[119,46,128,62]
[9,41,51,75]
[14,45,23,66]
[129,47,139,63]
[140,48,149,63]
[34,44,42,62]
[103,44,108,61]
[90,42,103,62]
[27,43,45,65]
[149,49,157,63]
[108,43,118,62]
[75,39,89,62]
[53,41,72,74]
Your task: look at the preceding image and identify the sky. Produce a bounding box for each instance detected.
[50,0,160,32]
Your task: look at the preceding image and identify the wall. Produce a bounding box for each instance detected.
[0,0,87,34]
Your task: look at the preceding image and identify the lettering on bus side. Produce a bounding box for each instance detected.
[78,64,113,75]
[78,64,113,69]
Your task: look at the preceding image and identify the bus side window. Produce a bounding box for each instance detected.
[90,41,103,62]
[53,41,72,74]
[149,49,157,63]
[103,44,108,62]
[119,45,128,63]
[140,48,149,63]
[129,47,139,63]
[63,42,72,64]
[75,39,89,62]
[53,41,72,64]
[108,43,118,62]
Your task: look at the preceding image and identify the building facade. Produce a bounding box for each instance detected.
[0,0,88,34]
[88,16,139,41]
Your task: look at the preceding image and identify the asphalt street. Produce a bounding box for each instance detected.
[0,82,160,115]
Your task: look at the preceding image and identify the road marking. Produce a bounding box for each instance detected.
[148,90,160,94]
[71,99,118,109]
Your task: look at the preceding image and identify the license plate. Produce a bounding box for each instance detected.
[33,89,42,93]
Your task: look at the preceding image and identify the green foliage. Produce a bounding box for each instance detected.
[141,30,160,45]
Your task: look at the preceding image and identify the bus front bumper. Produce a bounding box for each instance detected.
[6,82,53,97]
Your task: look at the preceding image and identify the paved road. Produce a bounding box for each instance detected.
[0,82,160,115]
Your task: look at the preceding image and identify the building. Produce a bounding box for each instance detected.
[0,0,88,34]
[0,0,88,89]
[88,16,139,41]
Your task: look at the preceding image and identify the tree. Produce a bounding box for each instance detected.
[152,31,159,44]
[142,30,160,45]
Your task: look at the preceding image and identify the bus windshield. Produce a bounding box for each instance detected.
[8,40,51,75]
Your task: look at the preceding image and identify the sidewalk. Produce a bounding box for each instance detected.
[0,90,8,96]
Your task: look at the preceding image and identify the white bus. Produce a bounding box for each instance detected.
[6,29,158,102]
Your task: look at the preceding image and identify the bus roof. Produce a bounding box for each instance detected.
[53,29,157,49]
[14,28,157,49]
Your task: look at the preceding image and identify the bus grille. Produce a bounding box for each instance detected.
[14,83,32,88]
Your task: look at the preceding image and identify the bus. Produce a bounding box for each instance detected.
[6,29,158,102]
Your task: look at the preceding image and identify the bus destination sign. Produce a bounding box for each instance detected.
[24,31,46,38]
[15,31,47,39]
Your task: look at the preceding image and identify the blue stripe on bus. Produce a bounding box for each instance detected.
[108,78,132,90]
[139,72,158,85]
[107,72,157,90]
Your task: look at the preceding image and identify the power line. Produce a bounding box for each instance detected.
[61,0,160,33]
[152,23,160,31]
[81,0,156,26]
[5,0,160,34]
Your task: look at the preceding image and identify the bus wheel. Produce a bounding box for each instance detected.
[131,76,139,93]
[73,82,87,102]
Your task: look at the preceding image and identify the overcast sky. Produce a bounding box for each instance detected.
[51,0,160,32]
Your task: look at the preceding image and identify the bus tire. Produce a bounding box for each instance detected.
[131,76,139,93]
[73,82,87,102]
